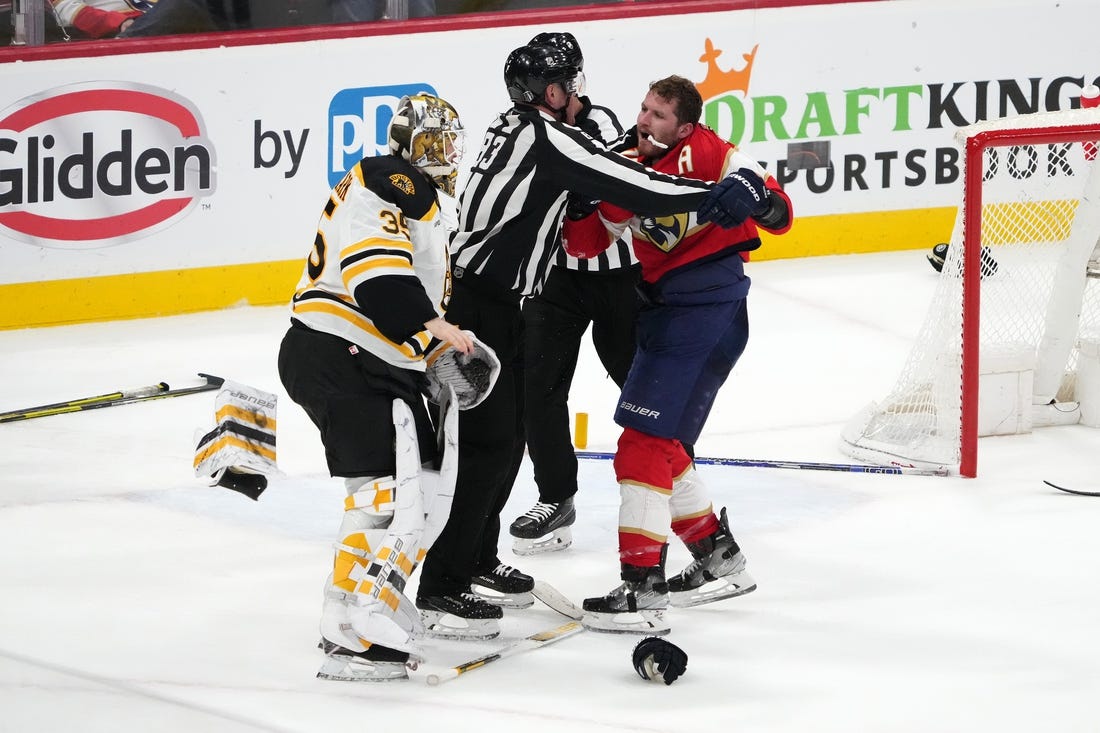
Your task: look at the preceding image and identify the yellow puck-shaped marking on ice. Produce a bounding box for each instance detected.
[574,412,589,449]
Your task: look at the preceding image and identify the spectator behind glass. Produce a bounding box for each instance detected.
[50,0,220,39]
[51,0,149,38]
[330,0,435,22]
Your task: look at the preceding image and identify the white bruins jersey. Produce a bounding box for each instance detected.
[290,156,451,371]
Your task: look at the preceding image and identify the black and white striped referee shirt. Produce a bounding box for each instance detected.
[451,104,712,301]
[556,98,635,273]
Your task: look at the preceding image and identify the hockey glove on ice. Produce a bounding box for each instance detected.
[632,636,688,685]
[698,168,770,229]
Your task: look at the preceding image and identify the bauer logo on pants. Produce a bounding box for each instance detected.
[0,82,217,248]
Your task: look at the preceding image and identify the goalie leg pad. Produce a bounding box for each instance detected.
[325,474,424,655]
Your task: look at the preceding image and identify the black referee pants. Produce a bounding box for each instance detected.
[419,279,526,597]
[522,265,641,503]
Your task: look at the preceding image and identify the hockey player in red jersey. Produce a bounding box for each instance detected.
[563,75,793,634]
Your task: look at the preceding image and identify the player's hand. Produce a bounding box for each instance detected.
[565,194,600,221]
[697,168,770,228]
[426,317,473,355]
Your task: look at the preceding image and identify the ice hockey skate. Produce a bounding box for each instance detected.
[668,507,756,608]
[316,639,413,682]
[510,497,576,555]
[581,564,671,635]
[416,591,502,640]
[470,562,535,609]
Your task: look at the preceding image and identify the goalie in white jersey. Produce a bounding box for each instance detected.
[278,93,483,682]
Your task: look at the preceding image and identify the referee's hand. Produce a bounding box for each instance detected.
[426,317,473,355]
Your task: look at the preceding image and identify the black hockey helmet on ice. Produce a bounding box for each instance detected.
[504,43,583,105]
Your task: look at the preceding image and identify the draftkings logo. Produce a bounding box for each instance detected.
[694,37,1098,193]
[327,83,437,187]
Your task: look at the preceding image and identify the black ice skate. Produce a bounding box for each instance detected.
[668,507,756,608]
[509,497,576,555]
[416,591,502,640]
[581,563,670,635]
[471,562,535,609]
[316,639,411,682]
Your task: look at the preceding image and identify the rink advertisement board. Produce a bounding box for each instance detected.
[0,0,1096,327]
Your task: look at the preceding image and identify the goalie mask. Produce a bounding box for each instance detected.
[388,94,466,197]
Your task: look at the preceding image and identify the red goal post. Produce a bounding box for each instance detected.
[841,99,1100,477]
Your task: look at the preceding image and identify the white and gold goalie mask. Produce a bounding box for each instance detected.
[388,94,466,197]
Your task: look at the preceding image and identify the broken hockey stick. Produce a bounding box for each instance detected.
[0,373,224,423]
[576,450,949,476]
[532,580,583,620]
[418,621,584,686]
[1044,480,1100,496]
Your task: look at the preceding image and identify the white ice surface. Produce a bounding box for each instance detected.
[2,251,1099,732]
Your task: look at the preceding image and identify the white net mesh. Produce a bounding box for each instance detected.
[841,107,1100,474]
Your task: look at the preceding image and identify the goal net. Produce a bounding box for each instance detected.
[840,103,1100,477]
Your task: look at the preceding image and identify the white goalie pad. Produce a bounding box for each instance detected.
[422,385,458,549]
[322,392,460,656]
[193,380,281,479]
[424,333,501,409]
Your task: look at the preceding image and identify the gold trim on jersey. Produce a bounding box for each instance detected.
[342,256,416,290]
[292,296,429,360]
[340,236,413,261]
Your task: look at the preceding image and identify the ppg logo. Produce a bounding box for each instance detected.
[327,83,437,187]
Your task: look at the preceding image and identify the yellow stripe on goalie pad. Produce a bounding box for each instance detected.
[377,546,416,576]
[215,404,277,432]
[344,483,396,513]
[192,434,277,468]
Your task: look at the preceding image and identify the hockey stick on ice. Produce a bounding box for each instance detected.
[576,451,950,476]
[1043,480,1100,496]
[533,580,584,620]
[416,621,584,686]
[0,382,169,422]
[0,373,224,423]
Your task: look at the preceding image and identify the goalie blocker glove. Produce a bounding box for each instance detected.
[697,168,770,229]
[632,636,688,685]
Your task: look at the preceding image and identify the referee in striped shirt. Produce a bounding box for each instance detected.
[417,39,766,615]
[510,32,641,555]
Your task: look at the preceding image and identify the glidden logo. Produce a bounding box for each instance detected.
[0,82,216,247]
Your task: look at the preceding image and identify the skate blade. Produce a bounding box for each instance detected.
[420,610,501,641]
[669,571,757,608]
[316,655,409,682]
[469,586,535,609]
[580,610,670,635]
[511,527,573,556]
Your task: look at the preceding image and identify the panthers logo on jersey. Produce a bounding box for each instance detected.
[636,212,690,252]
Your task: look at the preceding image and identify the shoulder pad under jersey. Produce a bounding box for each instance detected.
[356,156,439,221]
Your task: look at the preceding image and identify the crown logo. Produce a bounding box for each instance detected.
[696,39,758,101]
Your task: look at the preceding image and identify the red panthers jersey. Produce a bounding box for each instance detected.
[564,124,792,284]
